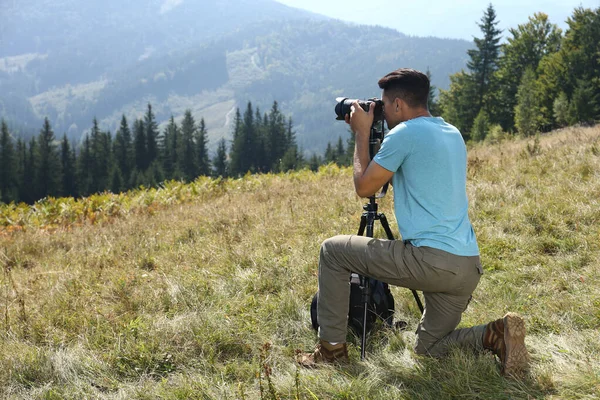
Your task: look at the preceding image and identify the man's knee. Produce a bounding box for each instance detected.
[320,235,349,261]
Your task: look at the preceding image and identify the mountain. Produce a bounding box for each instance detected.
[0,0,322,87]
[0,0,472,153]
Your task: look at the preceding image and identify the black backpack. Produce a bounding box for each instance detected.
[310,273,395,339]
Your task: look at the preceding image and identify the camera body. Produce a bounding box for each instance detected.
[335,97,384,122]
[335,97,385,142]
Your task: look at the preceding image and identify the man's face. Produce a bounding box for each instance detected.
[381,90,403,130]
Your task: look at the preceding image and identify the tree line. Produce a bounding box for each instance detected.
[437,5,599,140]
[0,101,311,204]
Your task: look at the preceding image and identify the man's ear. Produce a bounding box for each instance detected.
[394,98,402,112]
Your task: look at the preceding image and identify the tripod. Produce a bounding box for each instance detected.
[358,194,423,360]
[356,194,424,360]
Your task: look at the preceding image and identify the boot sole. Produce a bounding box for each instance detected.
[503,313,530,376]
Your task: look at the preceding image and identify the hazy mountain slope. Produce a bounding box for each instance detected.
[0,0,320,89]
[0,0,471,152]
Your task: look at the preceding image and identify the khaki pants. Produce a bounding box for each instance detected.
[317,235,486,357]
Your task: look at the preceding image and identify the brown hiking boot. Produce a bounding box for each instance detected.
[483,312,530,376]
[297,340,348,368]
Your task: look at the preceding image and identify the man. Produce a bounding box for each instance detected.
[299,68,529,376]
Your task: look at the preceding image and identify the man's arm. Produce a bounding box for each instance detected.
[347,101,394,198]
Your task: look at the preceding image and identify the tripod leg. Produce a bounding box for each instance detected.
[379,214,424,314]
[357,210,375,360]
[360,276,370,361]
[411,289,424,314]
[357,214,367,236]
[379,213,395,241]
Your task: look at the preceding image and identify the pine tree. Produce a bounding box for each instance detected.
[196,118,210,176]
[229,108,243,176]
[148,160,164,187]
[133,118,146,172]
[254,109,269,172]
[60,134,77,197]
[568,79,600,125]
[336,136,345,164]
[553,92,570,127]
[178,110,197,181]
[536,52,565,130]
[104,130,113,189]
[213,138,228,177]
[467,4,503,115]
[471,110,490,142]
[128,169,140,190]
[280,147,299,171]
[0,120,17,203]
[345,131,355,166]
[241,102,256,173]
[262,112,271,171]
[89,118,101,193]
[36,118,62,198]
[324,142,335,163]
[89,118,110,193]
[268,101,287,171]
[15,138,26,202]
[144,103,159,168]
[439,71,479,137]
[282,117,302,170]
[426,69,441,116]
[162,116,179,180]
[23,137,38,203]
[226,101,298,175]
[515,67,542,136]
[114,115,133,188]
[110,166,123,194]
[229,102,257,176]
[77,135,93,196]
[296,146,305,169]
[308,154,322,171]
[286,117,296,151]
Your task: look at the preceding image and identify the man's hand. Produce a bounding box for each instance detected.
[346,101,394,198]
[344,101,374,140]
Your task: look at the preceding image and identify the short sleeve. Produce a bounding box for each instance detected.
[373,125,411,173]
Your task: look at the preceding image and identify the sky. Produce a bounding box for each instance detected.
[275,0,599,40]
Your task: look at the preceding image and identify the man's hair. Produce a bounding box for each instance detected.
[378,68,430,109]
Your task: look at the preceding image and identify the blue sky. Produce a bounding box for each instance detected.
[275,0,599,40]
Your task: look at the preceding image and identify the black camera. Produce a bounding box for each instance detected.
[335,97,386,143]
[334,97,384,122]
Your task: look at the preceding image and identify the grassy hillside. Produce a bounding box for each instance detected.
[1,126,599,399]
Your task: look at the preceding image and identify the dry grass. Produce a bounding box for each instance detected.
[0,126,599,399]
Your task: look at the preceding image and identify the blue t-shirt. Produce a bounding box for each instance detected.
[373,116,479,256]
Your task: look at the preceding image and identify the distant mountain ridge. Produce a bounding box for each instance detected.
[0,0,322,87]
[0,0,472,152]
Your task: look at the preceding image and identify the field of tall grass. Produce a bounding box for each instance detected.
[1,126,599,399]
